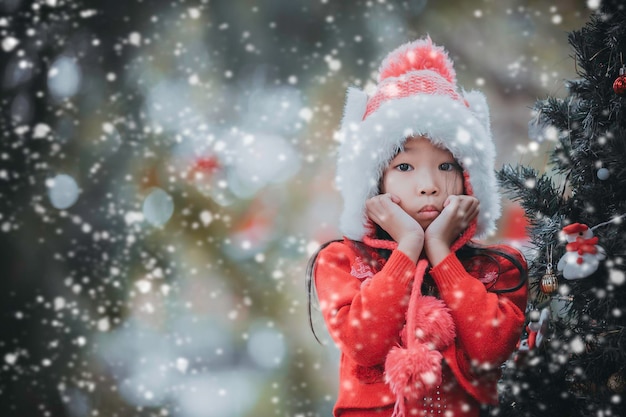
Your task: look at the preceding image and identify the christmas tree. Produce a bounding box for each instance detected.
[497,1,626,416]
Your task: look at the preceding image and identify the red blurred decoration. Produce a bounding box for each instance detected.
[501,203,529,241]
[613,66,626,96]
[188,155,221,180]
[231,198,276,251]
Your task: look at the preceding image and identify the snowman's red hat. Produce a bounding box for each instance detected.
[562,223,589,234]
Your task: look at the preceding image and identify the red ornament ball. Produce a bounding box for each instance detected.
[540,272,559,294]
[614,67,626,96]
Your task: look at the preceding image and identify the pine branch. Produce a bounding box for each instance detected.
[497,165,565,219]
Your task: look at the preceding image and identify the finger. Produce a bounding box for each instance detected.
[463,206,478,223]
[369,195,388,210]
[459,197,475,213]
[461,204,479,223]
[441,195,456,211]
[447,197,465,216]
[389,193,401,204]
[469,203,480,221]
[378,193,401,208]
[455,196,477,213]
[460,206,479,229]
[366,195,388,211]
[464,198,479,217]
[366,196,396,223]
[462,196,479,208]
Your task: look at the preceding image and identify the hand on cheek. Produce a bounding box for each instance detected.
[425,195,480,265]
[365,193,424,262]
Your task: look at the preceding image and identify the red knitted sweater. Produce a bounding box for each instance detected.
[314,238,528,417]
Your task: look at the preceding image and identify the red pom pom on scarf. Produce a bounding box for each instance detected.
[384,260,456,417]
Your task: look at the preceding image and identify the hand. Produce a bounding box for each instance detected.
[366,193,424,262]
[424,195,479,265]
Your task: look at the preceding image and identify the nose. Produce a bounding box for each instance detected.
[416,173,439,195]
[418,185,439,195]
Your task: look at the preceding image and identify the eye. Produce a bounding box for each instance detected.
[439,162,460,172]
[395,163,413,172]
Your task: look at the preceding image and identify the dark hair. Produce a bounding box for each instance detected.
[305,239,341,343]
[455,242,528,293]
[305,234,528,342]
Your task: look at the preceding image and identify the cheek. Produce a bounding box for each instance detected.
[455,177,464,194]
[380,175,389,194]
[381,173,401,194]
[443,173,464,195]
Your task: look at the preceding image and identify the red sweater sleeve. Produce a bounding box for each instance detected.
[430,247,528,370]
[314,241,415,367]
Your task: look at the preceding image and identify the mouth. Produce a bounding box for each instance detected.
[416,205,440,221]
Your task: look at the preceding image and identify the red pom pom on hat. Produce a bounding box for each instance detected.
[378,36,456,84]
[364,37,467,119]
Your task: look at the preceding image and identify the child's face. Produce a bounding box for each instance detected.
[381,136,464,230]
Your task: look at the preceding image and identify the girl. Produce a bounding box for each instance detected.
[307,37,528,417]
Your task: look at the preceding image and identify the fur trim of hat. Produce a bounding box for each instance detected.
[335,36,500,241]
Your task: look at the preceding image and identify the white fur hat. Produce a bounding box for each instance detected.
[336,37,500,241]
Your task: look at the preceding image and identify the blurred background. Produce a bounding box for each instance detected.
[0,1,593,416]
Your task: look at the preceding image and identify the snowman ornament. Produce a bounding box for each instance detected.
[557,223,606,280]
